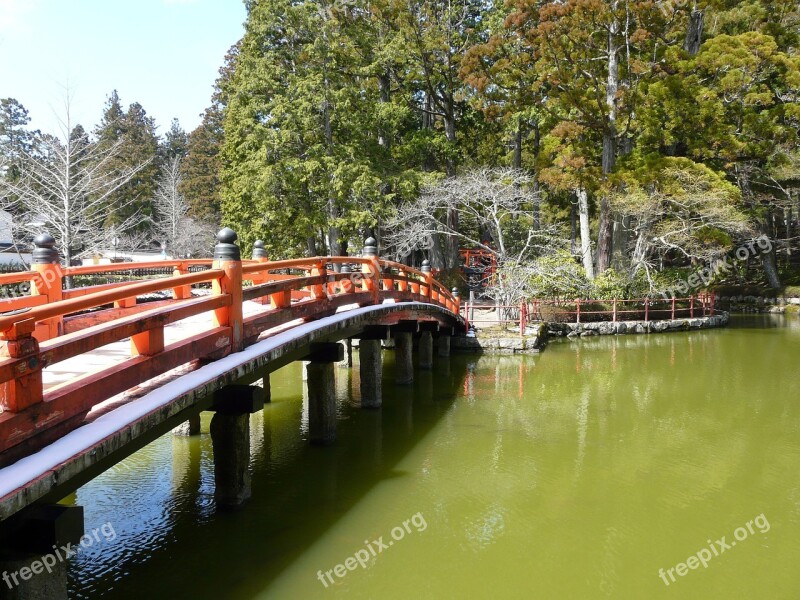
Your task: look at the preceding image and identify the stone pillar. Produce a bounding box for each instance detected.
[306,362,337,445]
[339,338,353,369]
[172,413,201,436]
[209,385,264,510]
[0,505,83,600]
[262,373,271,403]
[437,335,451,357]
[359,339,383,408]
[0,554,68,600]
[419,331,433,370]
[395,332,414,385]
[210,412,251,509]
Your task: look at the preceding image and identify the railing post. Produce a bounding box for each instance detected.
[310,260,327,300]
[361,237,380,304]
[421,260,433,301]
[0,318,43,412]
[172,261,191,300]
[575,298,581,324]
[212,228,243,352]
[612,299,617,322]
[30,233,63,341]
[520,301,526,336]
[644,297,650,322]
[710,292,716,316]
[252,240,268,262]
[249,239,269,293]
[671,296,676,320]
[464,300,470,332]
[690,295,695,318]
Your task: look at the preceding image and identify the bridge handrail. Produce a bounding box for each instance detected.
[0,231,461,464]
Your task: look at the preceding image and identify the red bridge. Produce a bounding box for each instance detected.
[0,231,463,594]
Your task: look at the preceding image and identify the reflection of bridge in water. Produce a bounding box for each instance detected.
[0,231,463,598]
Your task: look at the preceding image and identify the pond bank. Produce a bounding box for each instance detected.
[453,312,730,353]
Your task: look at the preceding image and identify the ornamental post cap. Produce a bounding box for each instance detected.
[452,287,460,297]
[34,233,56,248]
[421,259,431,273]
[217,228,238,244]
[362,237,378,257]
[214,227,241,261]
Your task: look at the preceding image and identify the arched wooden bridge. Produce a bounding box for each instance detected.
[0,231,463,543]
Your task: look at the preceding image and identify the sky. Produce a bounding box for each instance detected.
[0,0,246,137]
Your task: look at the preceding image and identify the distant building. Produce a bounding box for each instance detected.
[0,210,32,268]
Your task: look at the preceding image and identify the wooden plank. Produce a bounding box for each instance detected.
[0,327,231,454]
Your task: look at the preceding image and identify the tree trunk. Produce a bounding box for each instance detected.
[611,214,629,271]
[570,202,577,255]
[596,4,619,275]
[577,188,595,280]
[684,10,705,56]
[760,214,781,288]
[532,123,541,230]
[443,109,459,268]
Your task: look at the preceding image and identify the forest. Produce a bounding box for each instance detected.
[1,0,798,301]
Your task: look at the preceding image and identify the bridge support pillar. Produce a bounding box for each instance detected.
[394,332,414,385]
[172,414,201,436]
[306,362,336,445]
[209,385,264,510]
[304,343,343,445]
[359,339,382,408]
[419,331,433,370]
[437,335,451,357]
[339,339,353,369]
[0,505,83,600]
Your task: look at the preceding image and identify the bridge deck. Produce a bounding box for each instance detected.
[42,297,281,391]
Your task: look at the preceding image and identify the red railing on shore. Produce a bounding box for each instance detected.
[460,294,716,333]
[0,233,460,462]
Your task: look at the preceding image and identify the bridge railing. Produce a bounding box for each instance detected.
[0,231,460,463]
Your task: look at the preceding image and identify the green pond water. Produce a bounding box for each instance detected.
[67,314,800,599]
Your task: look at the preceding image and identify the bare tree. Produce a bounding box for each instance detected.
[386,168,557,268]
[153,156,216,258]
[0,101,148,270]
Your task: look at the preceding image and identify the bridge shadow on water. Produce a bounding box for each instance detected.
[66,351,469,599]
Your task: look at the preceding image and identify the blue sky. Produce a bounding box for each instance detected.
[0,0,246,137]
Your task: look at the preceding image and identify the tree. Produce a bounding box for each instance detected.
[611,158,752,287]
[0,98,37,182]
[94,93,160,231]
[221,0,390,258]
[153,156,215,257]
[385,167,561,270]
[180,105,224,223]
[161,118,188,161]
[0,104,149,271]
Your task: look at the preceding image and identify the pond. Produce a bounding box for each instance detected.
[67,314,800,598]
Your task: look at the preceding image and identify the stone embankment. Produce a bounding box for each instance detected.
[546,312,729,338]
[448,313,729,353]
[716,295,800,314]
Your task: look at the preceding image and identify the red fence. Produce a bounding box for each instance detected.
[460,294,717,332]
